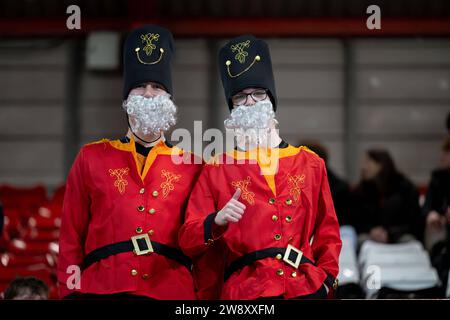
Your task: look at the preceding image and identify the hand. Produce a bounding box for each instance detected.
[370,226,388,243]
[426,211,446,230]
[214,188,246,226]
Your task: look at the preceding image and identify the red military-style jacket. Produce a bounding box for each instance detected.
[179,144,342,299]
[57,137,203,299]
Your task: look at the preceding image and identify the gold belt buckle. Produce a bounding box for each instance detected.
[131,234,154,256]
[283,244,303,269]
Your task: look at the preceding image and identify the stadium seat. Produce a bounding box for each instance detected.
[359,240,441,298]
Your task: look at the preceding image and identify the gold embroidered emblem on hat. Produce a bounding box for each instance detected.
[226,40,261,78]
[135,33,164,65]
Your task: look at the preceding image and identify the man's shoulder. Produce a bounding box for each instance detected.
[81,138,112,152]
[163,142,204,165]
[77,138,121,160]
[205,153,225,166]
[296,145,324,167]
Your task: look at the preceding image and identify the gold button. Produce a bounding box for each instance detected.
[285,199,293,206]
[139,188,145,194]
[148,229,154,236]
[275,254,282,260]
[272,215,278,221]
[152,190,159,197]
[148,208,156,214]
[268,198,275,205]
[286,216,292,222]
[131,269,138,276]
[291,272,297,278]
[277,269,284,276]
[137,205,145,212]
[333,279,339,290]
[136,227,143,234]
[205,239,214,246]
[142,274,149,280]
[274,234,281,241]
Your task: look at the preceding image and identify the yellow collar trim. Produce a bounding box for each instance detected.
[225,144,300,161]
[107,137,183,181]
[223,145,312,197]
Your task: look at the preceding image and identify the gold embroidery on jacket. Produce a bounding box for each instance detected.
[109,167,130,195]
[287,173,305,202]
[231,176,255,205]
[160,169,181,198]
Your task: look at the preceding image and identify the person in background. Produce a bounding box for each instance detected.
[179,35,341,300]
[423,136,450,251]
[300,141,351,227]
[350,149,422,245]
[2,277,49,300]
[424,113,450,295]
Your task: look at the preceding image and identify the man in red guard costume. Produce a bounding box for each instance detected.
[58,25,202,299]
[179,35,342,299]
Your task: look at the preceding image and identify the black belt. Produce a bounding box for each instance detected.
[81,235,192,271]
[224,246,338,290]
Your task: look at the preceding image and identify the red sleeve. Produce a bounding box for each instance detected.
[192,240,226,300]
[311,159,342,296]
[178,165,228,258]
[57,147,91,298]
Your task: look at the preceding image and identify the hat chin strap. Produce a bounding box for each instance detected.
[126,114,162,145]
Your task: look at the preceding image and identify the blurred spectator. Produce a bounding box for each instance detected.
[350,149,422,245]
[424,113,450,295]
[300,140,351,226]
[1,277,49,300]
[447,112,450,133]
[423,136,450,251]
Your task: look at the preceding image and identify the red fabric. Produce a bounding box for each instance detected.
[179,147,342,299]
[57,139,202,299]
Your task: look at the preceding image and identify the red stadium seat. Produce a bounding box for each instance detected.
[1,252,56,268]
[23,228,60,243]
[27,215,61,230]
[7,239,57,256]
[2,210,27,239]
[0,185,48,209]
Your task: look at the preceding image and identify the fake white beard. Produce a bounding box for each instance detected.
[224,100,277,149]
[123,94,177,136]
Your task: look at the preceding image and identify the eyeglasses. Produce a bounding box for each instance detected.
[231,89,267,106]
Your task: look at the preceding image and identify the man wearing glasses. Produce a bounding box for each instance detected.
[179,35,342,299]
